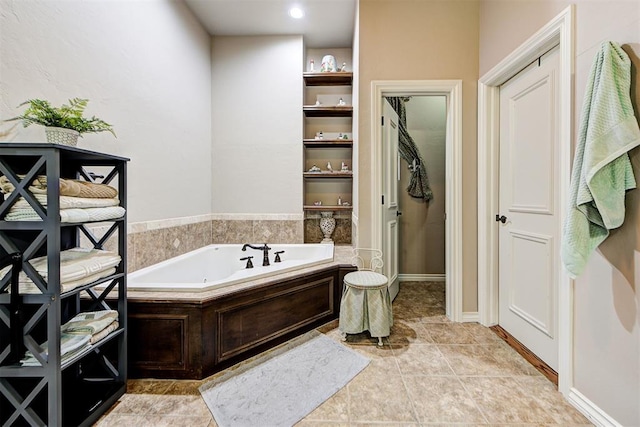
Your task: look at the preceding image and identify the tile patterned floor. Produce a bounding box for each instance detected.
[96,282,592,426]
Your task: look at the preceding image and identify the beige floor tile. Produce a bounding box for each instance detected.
[489,341,543,376]
[126,379,176,395]
[350,423,420,426]
[388,320,434,345]
[403,375,487,424]
[304,386,350,422]
[348,363,418,423]
[393,343,454,376]
[162,380,203,395]
[108,393,156,415]
[459,376,556,424]
[146,395,211,418]
[143,415,212,427]
[463,322,505,344]
[295,422,351,427]
[95,414,153,426]
[438,344,518,376]
[425,323,477,344]
[514,376,591,424]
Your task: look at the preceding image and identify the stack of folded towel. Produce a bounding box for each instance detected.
[0,175,125,222]
[20,310,119,366]
[0,247,121,294]
[61,309,119,344]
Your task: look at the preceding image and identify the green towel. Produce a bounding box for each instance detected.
[561,41,640,278]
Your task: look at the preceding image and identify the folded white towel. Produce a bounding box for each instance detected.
[20,333,91,366]
[62,310,118,335]
[0,248,121,294]
[3,205,125,222]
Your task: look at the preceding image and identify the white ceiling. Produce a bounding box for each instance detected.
[183,0,357,48]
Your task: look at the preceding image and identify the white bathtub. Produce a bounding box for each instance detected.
[127,243,334,292]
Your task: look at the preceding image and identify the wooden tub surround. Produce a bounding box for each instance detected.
[126,256,355,380]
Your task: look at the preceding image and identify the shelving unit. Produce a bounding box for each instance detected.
[303,67,353,244]
[0,143,128,426]
[303,71,354,209]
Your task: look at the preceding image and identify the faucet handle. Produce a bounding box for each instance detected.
[274,250,285,263]
[240,256,254,269]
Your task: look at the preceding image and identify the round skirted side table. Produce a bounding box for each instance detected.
[339,250,393,346]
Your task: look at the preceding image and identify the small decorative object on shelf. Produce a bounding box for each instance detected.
[321,55,337,72]
[309,59,315,72]
[341,162,349,172]
[327,161,333,172]
[308,165,321,172]
[315,131,324,139]
[314,201,322,206]
[315,99,321,106]
[342,201,350,206]
[337,196,342,206]
[338,98,346,106]
[320,211,336,243]
[342,133,349,139]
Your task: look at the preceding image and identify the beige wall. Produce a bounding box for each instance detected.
[211,35,303,214]
[0,0,213,224]
[358,0,479,311]
[401,96,446,275]
[479,1,640,425]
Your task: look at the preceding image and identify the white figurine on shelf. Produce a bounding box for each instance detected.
[339,62,347,72]
[315,131,324,140]
[313,201,322,206]
[315,99,321,106]
[338,98,346,106]
[308,165,321,172]
[342,201,350,206]
[341,162,349,172]
[327,162,333,172]
[309,59,315,72]
[337,196,342,206]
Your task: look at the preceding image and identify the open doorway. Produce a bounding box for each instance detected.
[371,80,463,321]
[397,96,447,283]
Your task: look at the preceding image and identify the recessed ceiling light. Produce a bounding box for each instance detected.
[289,6,304,19]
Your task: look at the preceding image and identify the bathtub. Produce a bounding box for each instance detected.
[127,243,335,292]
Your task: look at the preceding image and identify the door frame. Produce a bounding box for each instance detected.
[371,80,463,321]
[477,5,574,394]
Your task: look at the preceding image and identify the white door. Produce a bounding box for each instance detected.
[382,99,400,300]
[498,47,560,371]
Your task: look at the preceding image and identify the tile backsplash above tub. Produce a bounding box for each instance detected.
[123,214,305,272]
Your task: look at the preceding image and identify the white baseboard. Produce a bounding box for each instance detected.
[568,388,623,427]
[398,274,445,282]
[461,312,480,323]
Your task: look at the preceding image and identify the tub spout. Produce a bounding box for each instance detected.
[241,243,271,266]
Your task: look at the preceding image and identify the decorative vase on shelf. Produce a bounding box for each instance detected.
[319,211,336,243]
[45,127,80,147]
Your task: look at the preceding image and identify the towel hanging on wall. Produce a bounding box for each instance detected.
[561,41,640,278]
[385,97,433,202]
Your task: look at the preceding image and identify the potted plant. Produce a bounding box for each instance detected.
[7,98,116,147]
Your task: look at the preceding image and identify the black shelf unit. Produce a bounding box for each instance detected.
[0,143,128,426]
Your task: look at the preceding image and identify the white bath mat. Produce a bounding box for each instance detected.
[198,331,369,427]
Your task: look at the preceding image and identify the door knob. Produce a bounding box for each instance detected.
[495,214,507,223]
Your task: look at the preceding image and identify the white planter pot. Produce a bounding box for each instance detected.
[45,127,80,147]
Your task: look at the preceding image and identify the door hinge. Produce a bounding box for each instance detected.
[381,195,385,205]
[381,116,384,126]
